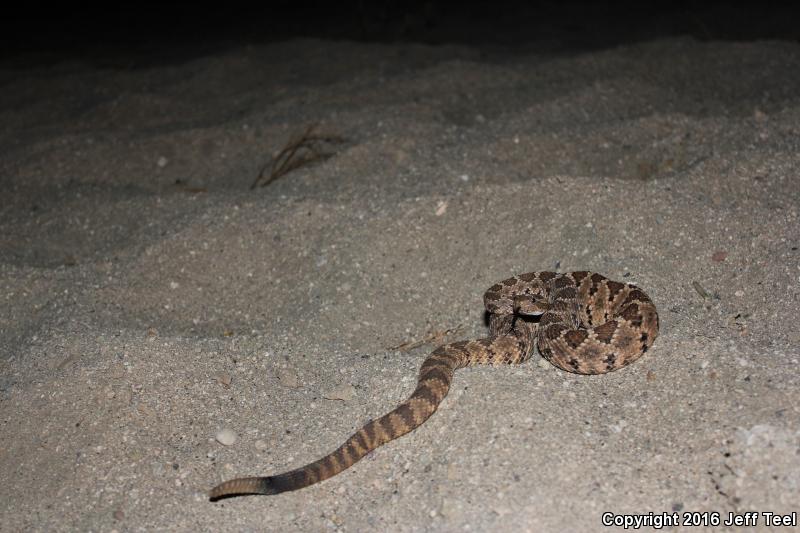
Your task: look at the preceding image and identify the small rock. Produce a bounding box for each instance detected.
[609,420,627,433]
[215,428,238,446]
[157,156,168,168]
[435,200,448,216]
[277,368,300,388]
[447,463,461,480]
[441,497,460,517]
[254,439,268,452]
[692,281,709,299]
[216,373,232,389]
[324,384,355,401]
[711,250,728,262]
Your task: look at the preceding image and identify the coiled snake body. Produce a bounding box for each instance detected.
[209,271,659,500]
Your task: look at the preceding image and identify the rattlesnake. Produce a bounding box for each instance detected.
[209,271,659,500]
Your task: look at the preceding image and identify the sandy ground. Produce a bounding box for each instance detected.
[1,37,799,532]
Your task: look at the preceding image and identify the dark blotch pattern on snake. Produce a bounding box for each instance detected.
[209,271,659,500]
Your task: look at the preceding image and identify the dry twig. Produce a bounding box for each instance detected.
[250,124,346,189]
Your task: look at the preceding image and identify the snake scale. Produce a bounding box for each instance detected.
[209,271,659,500]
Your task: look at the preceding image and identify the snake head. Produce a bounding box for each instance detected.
[513,294,549,316]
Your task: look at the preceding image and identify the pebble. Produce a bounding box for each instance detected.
[216,373,232,389]
[324,384,355,401]
[277,368,300,388]
[440,497,459,517]
[254,439,268,451]
[609,420,627,433]
[215,428,238,446]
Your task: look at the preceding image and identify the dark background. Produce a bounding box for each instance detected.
[2,1,799,67]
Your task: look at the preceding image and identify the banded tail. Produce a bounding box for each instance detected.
[209,322,534,500]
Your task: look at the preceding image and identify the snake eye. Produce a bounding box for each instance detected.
[513,294,548,316]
